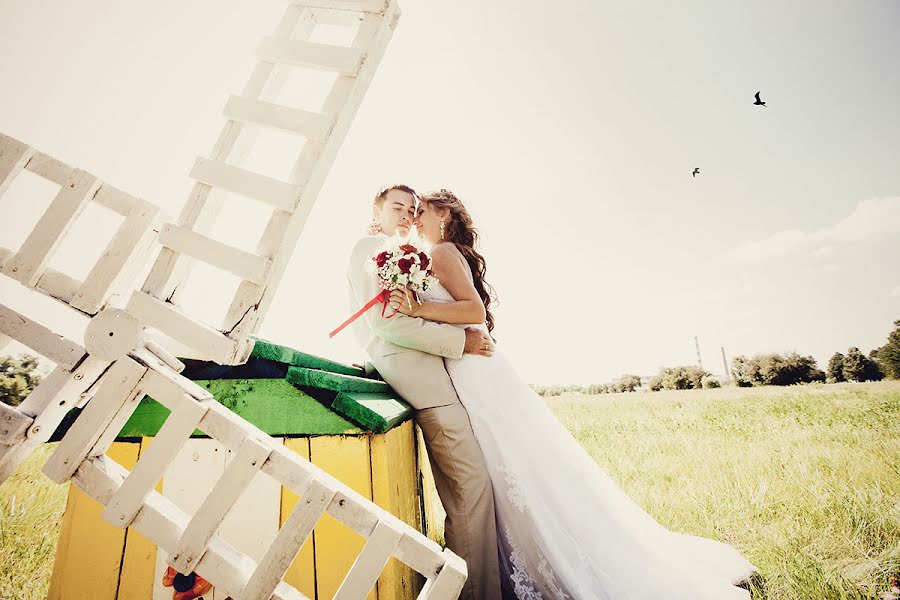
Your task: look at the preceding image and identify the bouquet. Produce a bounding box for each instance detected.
[329,238,437,338]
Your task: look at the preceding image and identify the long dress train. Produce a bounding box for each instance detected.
[421,279,756,600]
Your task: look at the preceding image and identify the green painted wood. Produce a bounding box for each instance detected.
[286,366,392,395]
[117,379,364,437]
[251,338,367,378]
[331,392,413,434]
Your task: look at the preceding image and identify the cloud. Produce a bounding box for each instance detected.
[718,197,900,265]
[891,285,900,298]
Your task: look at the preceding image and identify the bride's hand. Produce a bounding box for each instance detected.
[389,288,418,316]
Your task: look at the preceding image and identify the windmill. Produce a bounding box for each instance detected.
[0,1,467,599]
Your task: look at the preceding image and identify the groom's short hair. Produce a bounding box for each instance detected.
[374,184,416,206]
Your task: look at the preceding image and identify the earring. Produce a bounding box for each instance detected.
[367,219,382,235]
[440,220,445,240]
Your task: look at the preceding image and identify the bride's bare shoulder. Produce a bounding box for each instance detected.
[430,242,464,263]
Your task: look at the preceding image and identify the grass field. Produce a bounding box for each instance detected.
[1,381,898,599]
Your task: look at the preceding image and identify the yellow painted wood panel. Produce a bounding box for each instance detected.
[280,437,316,598]
[371,420,422,600]
[310,435,376,600]
[117,437,162,600]
[415,425,442,545]
[48,442,140,600]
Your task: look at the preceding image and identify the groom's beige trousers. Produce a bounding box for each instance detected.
[372,351,501,600]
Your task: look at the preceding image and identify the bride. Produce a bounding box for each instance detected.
[389,188,757,600]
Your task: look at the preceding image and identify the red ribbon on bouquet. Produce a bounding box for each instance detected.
[329,288,400,338]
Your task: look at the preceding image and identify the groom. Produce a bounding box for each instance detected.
[346,184,501,600]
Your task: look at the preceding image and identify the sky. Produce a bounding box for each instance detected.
[0,0,898,384]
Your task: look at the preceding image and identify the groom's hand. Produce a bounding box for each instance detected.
[464,328,494,357]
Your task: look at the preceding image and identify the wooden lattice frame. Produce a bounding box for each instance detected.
[0,1,468,598]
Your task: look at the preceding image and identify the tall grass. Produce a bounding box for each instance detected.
[0,444,69,600]
[549,381,900,599]
[1,383,897,599]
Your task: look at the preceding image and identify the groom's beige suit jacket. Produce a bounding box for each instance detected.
[346,234,466,409]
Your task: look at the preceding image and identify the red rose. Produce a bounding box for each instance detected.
[399,244,418,254]
[418,252,430,269]
[374,251,390,267]
[397,257,413,273]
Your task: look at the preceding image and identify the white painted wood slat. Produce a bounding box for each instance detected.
[101,397,209,528]
[157,223,272,284]
[125,291,238,363]
[0,402,32,446]
[240,477,336,600]
[71,201,159,314]
[257,37,365,76]
[416,550,467,600]
[333,520,404,600]
[190,157,301,212]
[169,437,272,573]
[42,358,146,483]
[0,357,110,482]
[0,134,34,196]
[290,0,389,12]
[224,95,333,140]
[0,303,85,370]
[2,168,101,287]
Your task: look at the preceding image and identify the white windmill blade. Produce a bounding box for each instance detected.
[134,0,402,366]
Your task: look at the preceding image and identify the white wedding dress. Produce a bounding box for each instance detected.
[420,277,757,600]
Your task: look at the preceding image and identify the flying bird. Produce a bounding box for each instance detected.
[692,168,700,178]
[753,91,767,107]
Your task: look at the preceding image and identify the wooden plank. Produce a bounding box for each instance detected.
[139,7,317,305]
[310,7,366,26]
[372,420,421,599]
[257,37,365,76]
[23,151,71,184]
[102,398,209,528]
[170,437,272,572]
[415,550,467,600]
[2,167,101,286]
[72,455,319,600]
[42,357,147,483]
[310,435,376,600]
[224,95,333,140]
[152,436,227,600]
[290,0,389,12]
[131,346,213,403]
[71,201,159,314]
[280,438,316,598]
[47,441,140,600]
[332,391,412,434]
[0,303,85,370]
[34,267,81,305]
[125,290,238,363]
[223,7,398,344]
[251,338,366,377]
[0,133,35,197]
[334,520,403,600]
[117,437,162,600]
[190,157,300,212]
[157,223,272,284]
[241,477,336,600]
[215,437,284,600]
[0,401,32,445]
[91,182,157,216]
[287,366,391,394]
[144,338,186,374]
[0,357,110,483]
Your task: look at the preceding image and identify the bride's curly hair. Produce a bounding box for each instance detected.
[418,189,498,333]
